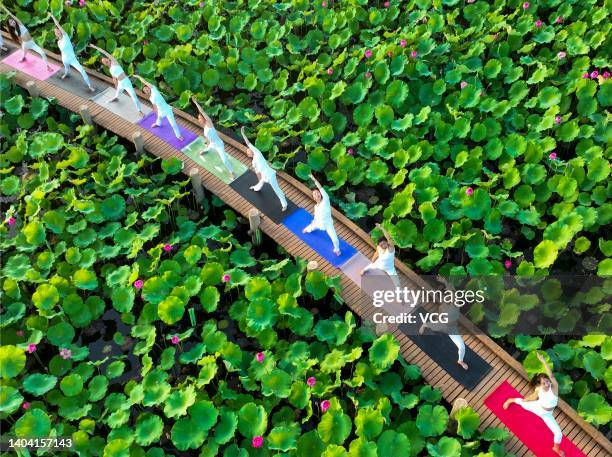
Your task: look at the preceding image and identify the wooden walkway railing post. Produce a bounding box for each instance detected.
[248,208,261,246]
[190,167,204,203]
[79,104,95,131]
[132,131,145,156]
[26,80,39,97]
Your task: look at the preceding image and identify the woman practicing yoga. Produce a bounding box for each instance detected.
[360,223,399,287]
[134,75,184,141]
[503,352,564,456]
[49,14,94,92]
[89,44,142,115]
[191,97,235,180]
[304,173,341,256]
[240,126,287,211]
[3,5,52,70]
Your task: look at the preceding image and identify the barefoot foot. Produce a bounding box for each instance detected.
[151,124,159,129]
[333,249,341,256]
[458,360,468,370]
[502,399,514,410]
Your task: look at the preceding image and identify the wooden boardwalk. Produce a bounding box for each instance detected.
[1,38,609,457]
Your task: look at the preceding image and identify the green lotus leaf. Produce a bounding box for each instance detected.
[0,345,26,379]
[598,259,612,275]
[88,375,108,402]
[5,94,24,115]
[245,276,272,300]
[106,360,125,379]
[0,301,26,328]
[416,404,449,437]
[533,240,558,269]
[345,81,367,104]
[268,424,299,452]
[60,373,84,397]
[305,271,329,300]
[29,132,63,158]
[23,221,46,245]
[164,385,196,419]
[365,134,388,154]
[355,407,384,439]
[2,254,31,280]
[199,286,220,313]
[171,417,207,451]
[247,297,277,331]
[538,86,561,109]
[73,268,98,290]
[158,295,185,325]
[583,352,606,380]
[318,408,351,445]
[514,335,542,352]
[261,368,292,398]
[0,386,23,413]
[15,409,51,438]
[578,393,611,426]
[213,408,238,444]
[347,437,377,457]
[481,427,510,442]
[134,413,163,446]
[522,351,552,378]
[455,406,479,438]
[354,104,374,128]
[389,220,417,248]
[375,430,410,455]
[426,436,461,457]
[237,402,267,438]
[369,334,399,372]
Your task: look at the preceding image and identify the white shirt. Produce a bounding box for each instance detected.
[313,188,332,228]
[537,387,558,409]
[204,125,225,150]
[109,62,124,78]
[372,246,397,274]
[58,32,76,61]
[149,85,170,112]
[19,23,29,36]
[250,144,276,182]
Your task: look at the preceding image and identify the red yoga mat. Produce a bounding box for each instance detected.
[484,381,587,457]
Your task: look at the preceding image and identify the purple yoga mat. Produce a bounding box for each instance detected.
[137,112,198,150]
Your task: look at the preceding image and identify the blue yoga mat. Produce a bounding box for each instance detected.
[282,208,357,268]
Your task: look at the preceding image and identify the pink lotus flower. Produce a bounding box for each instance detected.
[387,51,393,57]
[78,0,85,6]
[199,2,205,7]
[252,436,263,448]
[467,0,475,3]
[321,400,330,412]
[307,376,316,387]
[27,344,37,354]
[65,0,72,5]
[59,348,72,360]
[144,40,149,45]
[7,217,15,226]
[400,39,407,48]
[603,71,610,79]
[522,2,529,9]
[466,187,474,196]
[171,335,180,345]
[22,402,30,410]
[384,1,390,7]
[590,70,599,79]
[364,49,372,58]
[557,51,566,59]
[582,72,589,79]
[460,81,468,89]
[347,148,354,155]
[322,1,327,6]
[535,19,542,28]
[16,330,23,337]
[163,244,173,252]
[327,68,333,75]
[222,274,231,283]
[410,50,418,58]
[365,71,372,79]
[256,352,265,363]
[549,152,557,160]
[504,260,512,269]
[555,115,562,124]
[555,16,563,24]
[133,279,144,289]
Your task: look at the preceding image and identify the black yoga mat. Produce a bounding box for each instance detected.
[399,310,492,390]
[230,170,298,224]
[48,70,104,99]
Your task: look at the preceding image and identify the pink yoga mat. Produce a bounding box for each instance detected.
[484,381,587,457]
[2,50,60,81]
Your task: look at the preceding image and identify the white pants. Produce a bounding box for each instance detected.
[209,144,234,175]
[21,40,49,65]
[516,399,562,444]
[252,174,287,208]
[115,80,141,112]
[449,334,466,363]
[154,107,181,138]
[363,263,400,287]
[62,56,91,87]
[304,219,340,252]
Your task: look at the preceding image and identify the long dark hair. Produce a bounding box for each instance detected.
[7,19,21,43]
[529,373,550,389]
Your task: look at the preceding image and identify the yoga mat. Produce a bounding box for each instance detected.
[340,252,372,287]
[485,381,587,457]
[0,41,18,56]
[282,208,357,268]
[48,70,104,99]
[92,87,152,123]
[138,112,198,150]
[181,137,248,184]
[229,170,298,223]
[2,50,60,81]
[399,314,492,390]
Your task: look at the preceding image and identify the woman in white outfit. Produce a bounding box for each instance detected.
[240,126,287,211]
[304,173,341,256]
[89,44,142,115]
[504,352,564,456]
[192,97,235,180]
[360,223,399,287]
[49,14,94,92]
[0,32,7,51]
[3,6,52,71]
[134,75,184,141]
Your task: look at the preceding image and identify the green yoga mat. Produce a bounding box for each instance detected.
[180,137,248,184]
